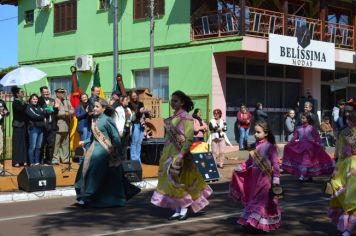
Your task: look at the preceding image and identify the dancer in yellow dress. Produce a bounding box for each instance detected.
[328,99,356,236]
[151,91,212,220]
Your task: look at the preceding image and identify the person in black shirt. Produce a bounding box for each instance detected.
[253,102,268,123]
[11,86,28,167]
[128,91,146,163]
[26,94,46,166]
[38,86,58,165]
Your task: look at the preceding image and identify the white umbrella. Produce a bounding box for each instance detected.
[0,67,47,87]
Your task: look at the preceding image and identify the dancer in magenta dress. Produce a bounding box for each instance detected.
[282,113,334,181]
[229,121,281,232]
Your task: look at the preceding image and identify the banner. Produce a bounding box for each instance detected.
[268,32,335,70]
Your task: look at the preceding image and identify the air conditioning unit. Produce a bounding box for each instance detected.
[75,55,93,71]
[36,0,51,8]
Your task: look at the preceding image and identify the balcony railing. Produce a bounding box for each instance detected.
[191,6,355,51]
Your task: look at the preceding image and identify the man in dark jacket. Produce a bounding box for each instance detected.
[297,101,320,130]
[38,86,58,165]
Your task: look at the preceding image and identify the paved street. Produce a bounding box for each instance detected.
[0,173,338,236]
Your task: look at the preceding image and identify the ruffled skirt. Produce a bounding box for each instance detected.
[282,140,334,177]
[229,166,281,232]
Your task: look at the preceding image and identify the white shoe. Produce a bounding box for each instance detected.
[342,231,351,236]
[298,176,304,181]
[77,200,85,205]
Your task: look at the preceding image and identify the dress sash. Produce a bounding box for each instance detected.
[249,149,272,180]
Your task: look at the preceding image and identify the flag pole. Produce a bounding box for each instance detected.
[113,0,119,91]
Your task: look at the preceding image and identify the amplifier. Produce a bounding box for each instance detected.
[17,166,56,192]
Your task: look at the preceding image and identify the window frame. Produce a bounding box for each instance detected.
[53,0,77,34]
[133,67,169,101]
[98,0,110,11]
[133,0,165,20]
[25,9,34,25]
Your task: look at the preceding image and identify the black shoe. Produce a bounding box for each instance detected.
[168,214,180,221]
[178,213,188,221]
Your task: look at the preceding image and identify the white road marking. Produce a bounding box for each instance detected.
[93,198,330,236]
[0,210,70,222]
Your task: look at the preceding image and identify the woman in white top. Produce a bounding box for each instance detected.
[113,94,132,160]
[209,109,227,168]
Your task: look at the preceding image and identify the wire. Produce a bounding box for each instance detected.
[0,16,17,22]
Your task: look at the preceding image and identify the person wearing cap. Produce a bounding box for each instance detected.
[332,99,346,137]
[328,99,356,236]
[52,88,74,165]
[0,91,9,158]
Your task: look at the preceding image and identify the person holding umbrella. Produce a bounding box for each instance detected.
[11,86,28,167]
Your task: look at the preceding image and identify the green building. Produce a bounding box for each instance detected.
[1,0,356,141]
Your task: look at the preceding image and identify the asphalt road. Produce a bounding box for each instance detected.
[0,173,339,236]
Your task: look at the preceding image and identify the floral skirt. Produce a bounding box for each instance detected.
[151,154,212,213]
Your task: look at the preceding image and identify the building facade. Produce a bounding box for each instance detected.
[1,0,356,142]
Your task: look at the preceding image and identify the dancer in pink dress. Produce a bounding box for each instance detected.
[282,113,334,181]
[229,121,281,232]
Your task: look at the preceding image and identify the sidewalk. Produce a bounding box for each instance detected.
[0,145,335,204]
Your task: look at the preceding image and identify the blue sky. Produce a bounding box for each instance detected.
[0,5,18,69]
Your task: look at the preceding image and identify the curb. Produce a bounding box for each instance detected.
[0,179,158,204]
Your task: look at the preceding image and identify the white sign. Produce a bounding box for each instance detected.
[268,33,335,70]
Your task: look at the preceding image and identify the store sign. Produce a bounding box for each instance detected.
[268,29,335,70]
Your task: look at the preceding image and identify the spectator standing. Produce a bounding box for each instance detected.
[209,109,227,168]
[11,86,27,167]
[332,99,346,137]
[192,108,208,142]
[52,88,74,165]
[128,91,146,163]
[88,86,100,116]
[237,104,252,150]
[113,93,132,160]
[38,86,57,165]
[285,109,296,142]
[25,94,45,166]
[297,101,320,130]
[75,93,91,143]
[253,102,268,123]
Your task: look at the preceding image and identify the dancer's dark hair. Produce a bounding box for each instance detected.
[172,90,194,112]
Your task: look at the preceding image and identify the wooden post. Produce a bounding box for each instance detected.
[240,0,245,36]
[320,0,326,41]
[283,0,288,35]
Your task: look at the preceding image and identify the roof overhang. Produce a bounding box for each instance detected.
[0,0,18,6]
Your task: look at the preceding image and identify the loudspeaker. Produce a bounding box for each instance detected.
[17,166,56,192]
[141,138,165,165]
[122,160,142,183]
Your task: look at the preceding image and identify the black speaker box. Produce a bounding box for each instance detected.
[141,138,165,165]
[121,160,142,183]
[17,166,56,192]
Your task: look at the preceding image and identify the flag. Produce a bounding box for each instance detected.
[69,66,81,151]
[93,64,105,99]
[116,73,126,96]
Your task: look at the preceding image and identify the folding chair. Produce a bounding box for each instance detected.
[252,12,261,32]
[226,12,234,32]
[202,16,210,35]
[269,15,276,33]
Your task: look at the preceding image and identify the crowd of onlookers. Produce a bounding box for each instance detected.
[0,85,148,167]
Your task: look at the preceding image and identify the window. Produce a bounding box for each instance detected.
[48,76,72,97]
[25,10,34,25]
[99,0,109,11]
[134,0,164,20]
[54,0,77,33]
[134,68,169,101]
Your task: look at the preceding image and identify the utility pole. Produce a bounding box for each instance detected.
[149,0,155,89]
[113,0,118,91]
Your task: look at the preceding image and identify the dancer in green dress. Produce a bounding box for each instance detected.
[75,99,140,207]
